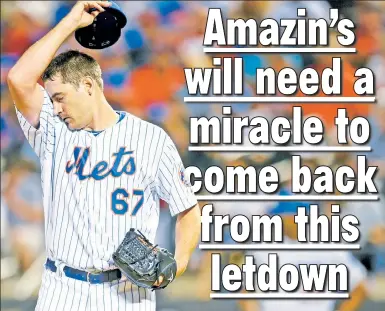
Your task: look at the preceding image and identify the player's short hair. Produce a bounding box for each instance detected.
[42,50,104,90]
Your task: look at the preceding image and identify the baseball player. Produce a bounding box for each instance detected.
[7,1,201,310]
[238,200,368,311]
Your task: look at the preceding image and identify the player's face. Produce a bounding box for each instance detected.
[45,77,93,130]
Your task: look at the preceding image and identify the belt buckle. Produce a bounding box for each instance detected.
[86,271,91,283]
[56,261,66,278]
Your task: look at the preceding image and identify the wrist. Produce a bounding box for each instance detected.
[59,16,80,34]
[175,257,189,277]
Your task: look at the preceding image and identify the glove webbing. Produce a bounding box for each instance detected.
[125,230,159,265]
[133,231,165,290]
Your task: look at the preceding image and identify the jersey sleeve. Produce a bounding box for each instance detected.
[15,85,55,158]
[155,134,198,217]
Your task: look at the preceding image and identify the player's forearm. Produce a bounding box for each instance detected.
[174,204,201,276]
[7,17,76,89]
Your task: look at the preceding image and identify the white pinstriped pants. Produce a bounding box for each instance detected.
[35,269,156,311]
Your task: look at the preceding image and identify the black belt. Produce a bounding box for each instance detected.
[45,259,122,284]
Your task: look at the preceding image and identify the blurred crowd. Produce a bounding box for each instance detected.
[1,0,384,307]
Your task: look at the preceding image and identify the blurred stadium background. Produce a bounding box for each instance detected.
[1,1,384,310]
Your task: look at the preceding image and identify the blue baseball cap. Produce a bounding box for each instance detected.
[75,1,127,50]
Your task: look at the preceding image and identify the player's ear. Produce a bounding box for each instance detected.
[82,77,94,96]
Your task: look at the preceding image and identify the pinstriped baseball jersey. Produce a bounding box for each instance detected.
[15,86,197,310]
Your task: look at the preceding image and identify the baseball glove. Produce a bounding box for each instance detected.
[112,229,177,290]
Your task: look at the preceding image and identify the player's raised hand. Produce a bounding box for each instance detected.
[66,1,112,29]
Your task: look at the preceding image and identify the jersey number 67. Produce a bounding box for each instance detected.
[111,188,144,216]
